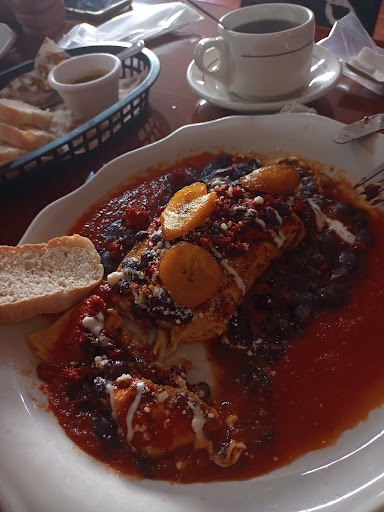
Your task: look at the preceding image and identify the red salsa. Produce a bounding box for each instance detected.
[35,153,384,482]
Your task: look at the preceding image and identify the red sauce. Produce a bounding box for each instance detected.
[40,154,384,482]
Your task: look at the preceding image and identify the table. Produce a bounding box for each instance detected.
[1,0,384,247]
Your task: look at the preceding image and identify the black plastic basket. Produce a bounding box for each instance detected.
[0,44,160,183]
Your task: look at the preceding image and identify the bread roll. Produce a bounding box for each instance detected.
[0,235,104,323]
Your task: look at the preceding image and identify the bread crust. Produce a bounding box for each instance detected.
[0,122,55,152]
[0,98,53,131]
[0,235,104,324]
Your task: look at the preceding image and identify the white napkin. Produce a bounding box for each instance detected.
[58,2,203,49]
[349,47,384,83]
[279,102,317,114]
[318,13,384,95]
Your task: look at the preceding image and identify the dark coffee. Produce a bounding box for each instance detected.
[233,18,299,34]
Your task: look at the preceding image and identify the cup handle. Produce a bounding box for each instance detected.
[194,37,228,82]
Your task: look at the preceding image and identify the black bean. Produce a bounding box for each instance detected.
[248,158,262,170]
[101,360,133,380]
[294,304,313,327]
[227,309,253,347]
[317,230,341,257]
[231,163,253,181]
[99,250,118,275]
[149,292,193,323]
[102,219,124,241]
[331,201,355,223]
[357,228,376,248]
[292,292,314,306]
[117,278,131,296]
[264,208,280,226]
[298,204,317,232]
[339,251,358,270]
[278,318,298,339]
[140,250,155,269]
[93,376,106,398]
[353,209,369,228]
[93,414,117,439]
[274,202,290,217]
[190,382,211,402]
[259,341,286,364]
[331,267,350,283]
[122,257,144,282]
[316,286,347,308]
[246,365,270,392]
[301,181,318,195]
[208,222,222,235]
[311,252,325,267]
[151,233,162,245]
[135,230,149,241]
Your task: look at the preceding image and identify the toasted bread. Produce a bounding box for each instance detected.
[0,98,53,131]
[0,122,55,152]
[0,141,27,166]
[0,235,104,323]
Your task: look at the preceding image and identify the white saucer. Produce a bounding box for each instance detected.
[186,44,341,113]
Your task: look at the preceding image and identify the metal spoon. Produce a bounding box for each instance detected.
[185,0,223,27]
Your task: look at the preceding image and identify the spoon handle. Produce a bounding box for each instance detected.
[185,0,223,26]
[117,40,145,61]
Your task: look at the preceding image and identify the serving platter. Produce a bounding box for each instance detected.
[1,113,384,512]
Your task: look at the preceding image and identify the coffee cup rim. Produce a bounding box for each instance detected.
[219,3,314,35]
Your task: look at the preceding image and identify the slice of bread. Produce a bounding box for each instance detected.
[0,98,53,131]
[0,141,27,166]
[0,235,104,324]
[0,122,55,152]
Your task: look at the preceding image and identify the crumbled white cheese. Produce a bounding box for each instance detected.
[82,312,109,345]
[307,198,356,244]
[273,209,283,226]
[105,382,118,421]
[188,399,206,442]
[107,270,124,286]
[126,381,146,443]
[221,258,246,295]
[116,373,133,384]
[307,198,326,230]
[254,216,266,228]
[94,355,109,368]
[157,390,169,403]
[270,230,286,248]
[325,218,356,244]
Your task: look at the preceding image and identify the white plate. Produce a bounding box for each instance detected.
[0,23,16,60]
[187,45,341,112]
[1,114,384,512]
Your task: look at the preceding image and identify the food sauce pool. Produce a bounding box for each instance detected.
[66,156,384,482]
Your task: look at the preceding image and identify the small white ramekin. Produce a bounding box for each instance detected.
[48,53,122,120]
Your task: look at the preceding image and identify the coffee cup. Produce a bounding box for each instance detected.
[194,3,315,101]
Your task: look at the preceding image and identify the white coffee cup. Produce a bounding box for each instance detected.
[194,3,315,101]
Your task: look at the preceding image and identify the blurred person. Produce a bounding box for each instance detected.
[0,0,65,41]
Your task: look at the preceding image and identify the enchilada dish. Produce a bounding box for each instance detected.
[28,152,384,482]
